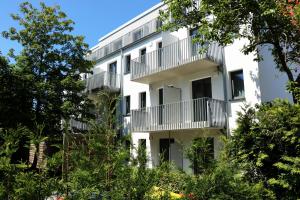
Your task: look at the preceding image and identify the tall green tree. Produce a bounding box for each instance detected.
[0,53,33,129]
[160,0,300,103]
[2,2,93,136]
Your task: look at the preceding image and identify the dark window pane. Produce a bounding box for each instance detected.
[140,48,146,64]
[125,96,130,115]
[140,92,146,109]
[133,29,142,41]
[231,70,245,99]
[125,55,131,74]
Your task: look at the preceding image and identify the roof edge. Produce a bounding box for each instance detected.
[94,2,164,47]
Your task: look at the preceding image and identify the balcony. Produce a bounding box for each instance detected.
[85,71,120,92]
[131,98,226,132]
[70,119,88,131]
[87,18,161,61]
[131,37,223,83]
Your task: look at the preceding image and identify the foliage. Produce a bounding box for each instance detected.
[2,2,93,137]
[160,0,300,103]
[0,126,62,200]
[185,137,215,174]
[183,160,271,200]
[229,99,300,199]
[0,54,33,129]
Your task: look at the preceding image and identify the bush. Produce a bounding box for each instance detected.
[0,126,62,200]
[229,99,300,199]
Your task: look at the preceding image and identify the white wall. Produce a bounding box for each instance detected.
[148,130,223,173]
[224,38,262,132]
[257,45,293,102]
[149,67,224,106]
[90,54,122,77]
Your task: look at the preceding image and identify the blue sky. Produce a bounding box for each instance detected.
[0,0,161,55]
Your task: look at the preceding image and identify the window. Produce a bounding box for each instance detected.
[138,139,147,168]
[190,28,199,56]
[230,70,245,99]
[158,42,162,67]
[133,29,142,41]
[139,92,146,110]
[109,61,117,74]
[159,138,174,163]
[124,96,130,116]
[189,27,198,37]
[140,48,146,64]
[104,46,109,56]
[113,39,122,50]
[139,139,146,149]
[156,19,163,29]
[125,54,131,74]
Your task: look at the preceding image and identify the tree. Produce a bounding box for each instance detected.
[0,53,33,129]
[229,100,300,199]
[160,0,300,103]
[2,2,93,137]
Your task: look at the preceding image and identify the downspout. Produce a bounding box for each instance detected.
[120,49,124,136]
[221,46,230,137]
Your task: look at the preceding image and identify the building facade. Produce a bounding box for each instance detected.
[82,2,292,173]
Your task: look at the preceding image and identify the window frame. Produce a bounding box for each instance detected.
[139,92,147,110]
[124,95,131,116]
[230,69,245,100]
[108,61,117,74]
[140,48,147,64]
[124,54,131,74]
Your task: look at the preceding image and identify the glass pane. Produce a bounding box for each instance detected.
[231,70,245,99]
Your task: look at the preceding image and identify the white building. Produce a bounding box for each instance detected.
[82,2,292,173]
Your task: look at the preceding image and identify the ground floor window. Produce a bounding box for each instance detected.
[186,137,214,174]
[138,139,147,168]
[159,138,175,164]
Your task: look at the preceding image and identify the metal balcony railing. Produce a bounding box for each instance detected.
[70,119,89,131]
[131,98,226,132]
[131,36,223,81]
[87,18,161,61]
[85,72,120,92]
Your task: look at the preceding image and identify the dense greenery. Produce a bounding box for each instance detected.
[229,100,300,199]
[160,0,300,103]
[1,2,93,136]
[0,54,33,129]
[0,126,62,200]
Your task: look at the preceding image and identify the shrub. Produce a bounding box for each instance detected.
[229,99,300,199]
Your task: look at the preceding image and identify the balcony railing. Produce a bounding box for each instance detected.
[87,18,161,61]
[131,98,226,132]
[85,71,120,92]
[131,36,223,81]
[70,119,89,131]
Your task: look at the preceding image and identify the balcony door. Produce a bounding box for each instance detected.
[157,42,162,67]
[190,28,199,57]
[158,88,163,125]
[109,61,117,87]
[192,78,212,122]
[159,138,182,169]
[140,48,147,64]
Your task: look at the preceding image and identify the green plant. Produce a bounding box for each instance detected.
[0,126,62,200]
[229,99,300,199]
